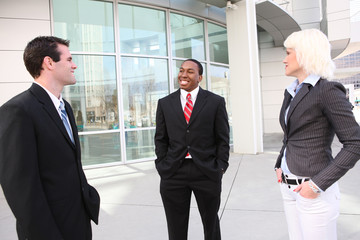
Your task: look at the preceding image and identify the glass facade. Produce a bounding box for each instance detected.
[208,22,229,64]
[53,0,231,166]
[333,50,360,89]
[118,4,167,56]
[170,13,205,60]
[63,55,119,132]
[53,0,115,53]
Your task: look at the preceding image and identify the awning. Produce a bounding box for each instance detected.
[255,0,301,47]
[196,0,301,47]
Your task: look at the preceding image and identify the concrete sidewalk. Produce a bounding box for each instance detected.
[1,134,360,239]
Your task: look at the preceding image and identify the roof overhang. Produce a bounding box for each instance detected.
[256,0,301,47]
[196,0,301,47]
[196,0,349,58]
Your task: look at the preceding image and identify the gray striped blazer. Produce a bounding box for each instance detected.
[275,79,360,191]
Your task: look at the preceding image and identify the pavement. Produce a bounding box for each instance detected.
[1,133,360,239]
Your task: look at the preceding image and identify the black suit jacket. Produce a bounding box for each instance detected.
[0,83,100,240]
[155,88,230,181]
[275,79,360,190]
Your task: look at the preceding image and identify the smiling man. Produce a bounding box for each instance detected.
[155,59,230,240]
[0,36,100,240]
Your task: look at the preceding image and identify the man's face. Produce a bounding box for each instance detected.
[178,60,202,92]
[53,44,77,86]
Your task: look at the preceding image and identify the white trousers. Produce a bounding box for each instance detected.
[280,181,340,240]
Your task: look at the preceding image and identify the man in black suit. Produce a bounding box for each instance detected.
[155,59,230,240]
[0,36,100,240]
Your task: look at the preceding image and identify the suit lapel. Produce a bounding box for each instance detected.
[170,89,187,125]
[280,90,291,132]
[30,84,76,148]
[286,83,312,125]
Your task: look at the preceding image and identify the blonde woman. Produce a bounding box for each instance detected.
[275,29,360,239]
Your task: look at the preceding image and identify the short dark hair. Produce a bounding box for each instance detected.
[183,59,203,75]
[23,36,70,79]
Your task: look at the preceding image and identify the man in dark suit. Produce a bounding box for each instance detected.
[0,36,100,240]
[155,59,230,240]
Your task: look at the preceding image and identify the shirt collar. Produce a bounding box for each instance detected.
[286,74,320,97]
[303,74,321,86]
[180,86,200,101]
[33,81,63,112]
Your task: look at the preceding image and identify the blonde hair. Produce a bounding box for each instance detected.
[284,29,335,79]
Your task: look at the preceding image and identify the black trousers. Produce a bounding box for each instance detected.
[160,159,222,240]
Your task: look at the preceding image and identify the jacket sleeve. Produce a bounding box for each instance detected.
[0,104,63,239]
[312,82,360,190]
[154,100,169,164]
[214,97,230,172]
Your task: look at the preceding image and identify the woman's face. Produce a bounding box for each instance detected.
[283,48,306,80]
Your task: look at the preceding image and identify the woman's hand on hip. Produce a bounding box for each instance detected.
[275,168,282,183]
[294,182,320,199]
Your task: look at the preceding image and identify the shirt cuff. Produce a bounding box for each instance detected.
[310,180,323,192]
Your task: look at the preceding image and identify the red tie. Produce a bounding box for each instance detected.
[184,93,193,157]
[184,93,193,124]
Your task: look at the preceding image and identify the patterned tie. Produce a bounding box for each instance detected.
[184,93,193,157]
[184,93,193,124]
[59,101,74,144]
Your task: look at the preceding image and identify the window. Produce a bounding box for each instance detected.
[80,133,121,165]
[119,4,167,56]
[53,1,230,165]
[121,57,168,129]
[170,13,205,60]
[63,55,118,132]
[125,129,156,161]
[208,23,229,64]
[53,0,114,53]
[210,64,232,144]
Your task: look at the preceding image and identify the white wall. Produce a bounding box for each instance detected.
[0,0,51,106]
[260,46,295,133]
[327,0,350,41]
[259,0,321,134]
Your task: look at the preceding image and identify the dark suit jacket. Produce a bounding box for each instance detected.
[275,79,360,191]
[0,83,100,240]
[155,87,230,181]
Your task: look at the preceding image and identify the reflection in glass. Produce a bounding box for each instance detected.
[125,129,156,161]
[172,60,207,91]
[208,23,229,64]
[210,64,233,144]
[170,13,205,60]
[63,55,118,132]
[53,0,115,53]
[121,57,169,129]
[52,1,231,166]
[80,133,121,166]
[119,4,167,56]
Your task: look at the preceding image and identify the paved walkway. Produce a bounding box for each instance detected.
[1,134,360,239]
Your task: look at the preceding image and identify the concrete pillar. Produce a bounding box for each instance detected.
[226,0,263,154]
